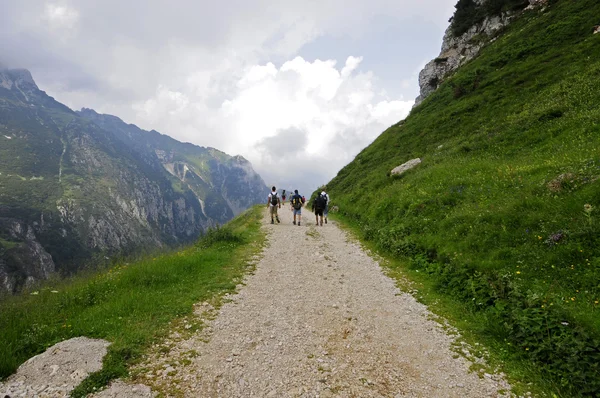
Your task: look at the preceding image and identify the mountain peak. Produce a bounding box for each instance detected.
[0,68,38,90]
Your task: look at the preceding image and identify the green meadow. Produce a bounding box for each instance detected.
[322,0,600,396]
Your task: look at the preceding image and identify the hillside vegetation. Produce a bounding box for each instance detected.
[0,206,265,397]
[324,0,600,395]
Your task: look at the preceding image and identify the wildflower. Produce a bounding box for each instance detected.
[537,236,542,240]
[571,297,575,301]
[561,322,569,326]
[525,348,529,351]
[30,291,39,295]
[584,204,593,213]
[595,300,599,304]
[516,271,521,274]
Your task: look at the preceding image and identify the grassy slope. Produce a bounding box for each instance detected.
[0,205,265,396]
[324,1,600,396]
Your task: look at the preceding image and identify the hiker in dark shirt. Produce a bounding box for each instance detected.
[290,189,303,226]
[312,192,328,226]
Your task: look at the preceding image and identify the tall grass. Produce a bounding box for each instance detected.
[0,206,265,396]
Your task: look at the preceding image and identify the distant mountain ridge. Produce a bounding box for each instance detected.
[0,68,268,293]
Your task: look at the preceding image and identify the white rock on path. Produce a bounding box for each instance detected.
[0,337,110,397]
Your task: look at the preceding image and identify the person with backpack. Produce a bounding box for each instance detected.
[321,190,330,224]
[266,186,281,224]
[290,189,303,226]
[281,189,286,204]
[312,191,328,226]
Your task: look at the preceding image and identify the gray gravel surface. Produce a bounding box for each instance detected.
[136,207,512,397]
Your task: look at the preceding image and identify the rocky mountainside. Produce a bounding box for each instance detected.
[0,69,268,293]
[415,0,546,105]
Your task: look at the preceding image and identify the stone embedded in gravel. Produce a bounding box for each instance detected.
[90,380,156,397]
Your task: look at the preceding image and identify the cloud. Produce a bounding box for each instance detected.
[43,3,79,31]
[255,127,309,160]
[129,55,412,193]
[0,0,455,194]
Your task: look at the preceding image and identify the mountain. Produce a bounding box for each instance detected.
[319,0,600,395]
[0,69,268,294]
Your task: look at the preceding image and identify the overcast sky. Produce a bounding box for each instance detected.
[1,0,456,195]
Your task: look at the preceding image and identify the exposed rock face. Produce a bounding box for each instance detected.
[415,13,511,105]
[0,69,269,294]
[415,0,545,105]
[525,0,549,10]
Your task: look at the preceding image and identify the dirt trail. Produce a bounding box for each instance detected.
[138,206,511,397]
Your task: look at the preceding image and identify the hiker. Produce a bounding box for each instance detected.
[321,190,330,224]
[267,186,281,224]
[312,191,328,226]
[290,189,303,226]
[281,189,286,204]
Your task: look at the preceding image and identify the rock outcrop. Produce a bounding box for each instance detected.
[414,0,547,106]
[0,337,110,397]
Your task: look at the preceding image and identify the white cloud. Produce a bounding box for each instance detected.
[131,55,413,193]
[43,3,79,31]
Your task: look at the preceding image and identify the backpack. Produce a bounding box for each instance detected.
[314,193,327,210]
[270,193,278,205]
[292,195,302,210]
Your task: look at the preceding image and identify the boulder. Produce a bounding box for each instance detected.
[0,337,110,397]
[391,158,422,176]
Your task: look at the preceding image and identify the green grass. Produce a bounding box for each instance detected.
[322,1,600,396]
[0,205,265,396]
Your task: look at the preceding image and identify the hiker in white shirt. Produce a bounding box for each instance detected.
[266,186,281,224]
[321,190,330,224]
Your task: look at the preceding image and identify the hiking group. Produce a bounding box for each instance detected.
[267,186,329,226]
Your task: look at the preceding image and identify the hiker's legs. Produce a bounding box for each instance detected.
[324,204,328,223]
[315,209,323,226]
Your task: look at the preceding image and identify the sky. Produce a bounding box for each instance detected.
[0,0,457,195]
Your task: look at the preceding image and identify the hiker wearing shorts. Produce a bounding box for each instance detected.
[267,186,281,224]
[312,191,327,226]
[290,189,303,226]
[321,190,330,224]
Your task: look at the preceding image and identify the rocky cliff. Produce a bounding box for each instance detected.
[0,69,269,294]
[415,0,548,105]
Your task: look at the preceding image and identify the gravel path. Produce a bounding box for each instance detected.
[137,206,511,397]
